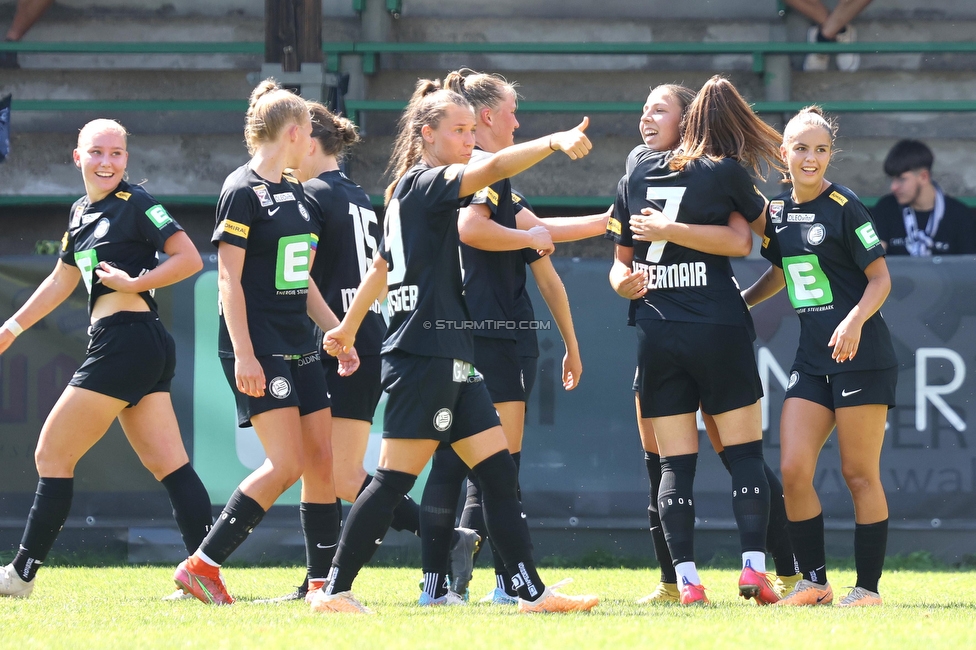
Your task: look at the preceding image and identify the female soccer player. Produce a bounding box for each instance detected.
[610,83,799,604]
[312,79,598,614]
[743,106,896,607]
[261,101,423,603]
[173,80,353,605]
[0,119,212,598]
[607,76,783,605]
[417,69,609,605]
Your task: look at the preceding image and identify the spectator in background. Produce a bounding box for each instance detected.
[1,0,54,68]
[872,139,976,256]
[783,0,873,72]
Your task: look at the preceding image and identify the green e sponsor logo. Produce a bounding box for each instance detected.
[783,254,833,308]
[856,222,880,249]
[146,204,173,229]
[74,249,99,294]
[275,234,311,290]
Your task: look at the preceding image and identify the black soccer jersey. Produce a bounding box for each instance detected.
[461,148,536,342]
[305,170,386,357]
[212,164,317,358]
[512,190,542,358]
[605,147,764,328]
[380,162,474,362]
[60,180,183,315]
[760,183,897,374]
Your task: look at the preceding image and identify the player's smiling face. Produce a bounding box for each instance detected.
[782,124,831,193]
[74,129,128,203]
[423,103,477,166]
[639,87,683,151]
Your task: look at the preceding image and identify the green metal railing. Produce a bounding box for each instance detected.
[326,40,976,74]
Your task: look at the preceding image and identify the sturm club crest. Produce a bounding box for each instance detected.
[806,223,826,246]
[788,371,799,390]
[93,218,111,239]
[433,408,453,432]
[269,376,292,399]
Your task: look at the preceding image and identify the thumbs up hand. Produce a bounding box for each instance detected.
[548,116,592,160]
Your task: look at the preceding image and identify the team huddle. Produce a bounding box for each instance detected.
[0,71,895,613]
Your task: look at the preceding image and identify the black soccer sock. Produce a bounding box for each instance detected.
[472,451,545,601]
[300,501,341,580]
[391,493,420,535]
[12,477,73,582]
[763,463,797,576]
[724,441,770,554]
[327,468,416,594]
[420,447,468,579]
[197,488,266,566]
[511,451,522,502]
[421,572,450,600]
[460,473,515,596]
[358,472,420,536]
[717,450,732,472]
[644,451,677,583]
[658,453,698,566]
[459,474,487,546]
[854,519,888,593]
[788,513,828,585]
[356,474,372,497]
[160,463,213,556]
[720,451,794,574]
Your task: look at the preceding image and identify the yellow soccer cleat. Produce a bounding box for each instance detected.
[636,581,680,604]
[773,572,803,598]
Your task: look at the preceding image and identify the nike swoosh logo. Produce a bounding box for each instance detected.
[268,206,280,216]
[316,543,337,549]
[841,388,862,397]
[775,225,788,233]
[374,538,383,545]
[816,593,829,603]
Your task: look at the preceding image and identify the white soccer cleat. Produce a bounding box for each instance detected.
[161,588,195,601]
[0,563,34,598]
[418,590,466,606]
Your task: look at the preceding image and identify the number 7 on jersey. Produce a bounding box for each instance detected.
[643,187,686,263]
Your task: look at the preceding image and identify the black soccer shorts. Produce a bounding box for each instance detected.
[221,351,331,428]
[69,311,175,407]
[380,350,500,443]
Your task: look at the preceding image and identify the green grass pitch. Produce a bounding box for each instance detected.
[1,566,974,649]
